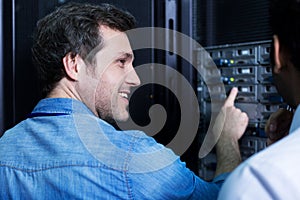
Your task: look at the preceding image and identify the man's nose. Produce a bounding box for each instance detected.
[126,65,141,86]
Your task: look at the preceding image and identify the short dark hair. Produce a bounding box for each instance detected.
[32,2,136,96]
[270,0,300,70]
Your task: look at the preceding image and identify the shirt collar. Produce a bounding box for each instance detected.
[30,98,94,117]
[289,105,300,134]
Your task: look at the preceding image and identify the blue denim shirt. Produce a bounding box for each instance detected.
[0,98,226,199]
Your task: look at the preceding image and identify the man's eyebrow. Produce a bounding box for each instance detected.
[118,52,134,60]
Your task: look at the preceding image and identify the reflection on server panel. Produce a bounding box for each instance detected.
[197,40,285,181]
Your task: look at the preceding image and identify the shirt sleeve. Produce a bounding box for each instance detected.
[217,163,278,200]
[213,172,230,184]
[126,134,229,200]
[129,157,227,200]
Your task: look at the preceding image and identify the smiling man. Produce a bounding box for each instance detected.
[68,25,140,123]
[0,2,248,199]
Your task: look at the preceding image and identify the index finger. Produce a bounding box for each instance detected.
[224,87,238,107]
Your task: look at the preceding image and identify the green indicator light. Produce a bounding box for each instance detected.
[230,77,235,82]
[230,59,234,64]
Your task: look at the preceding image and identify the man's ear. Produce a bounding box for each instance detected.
[63,52,80,81]
[273,35,283,74]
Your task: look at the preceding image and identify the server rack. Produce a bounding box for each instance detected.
[197,40,284,180]
[0,0,3,135]
[194,0,273,181]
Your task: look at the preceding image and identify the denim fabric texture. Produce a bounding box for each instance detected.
[0,98,226,199]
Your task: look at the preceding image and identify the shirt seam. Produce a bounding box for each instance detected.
[123,133,140,199]
[0,163,113,173]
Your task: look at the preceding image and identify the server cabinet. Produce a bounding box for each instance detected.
[197,40,283,180]
[1,0,39,135]
[0,0,3,135]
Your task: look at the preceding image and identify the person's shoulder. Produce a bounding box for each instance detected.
[122,129,163,153]
[118,130,180,173]
[239,128,300,172]
[219,128,300,199]
[256,127,300,160]
[225,127,300,184]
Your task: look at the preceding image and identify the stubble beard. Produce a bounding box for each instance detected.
[95,93,129,124]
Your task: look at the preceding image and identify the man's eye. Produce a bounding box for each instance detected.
[118,59,126,64]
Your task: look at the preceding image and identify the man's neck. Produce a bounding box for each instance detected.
[47,78,80,100]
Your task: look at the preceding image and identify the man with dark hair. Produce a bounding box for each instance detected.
[218,0,300,199]
[0,2,248,199]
